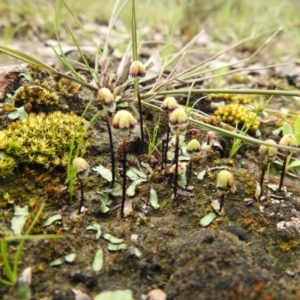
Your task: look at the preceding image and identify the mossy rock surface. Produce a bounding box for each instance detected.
[1,55,300,300]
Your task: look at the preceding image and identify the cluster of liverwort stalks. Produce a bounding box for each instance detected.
[258,133,298,198]
[75,83,237,216]
[161,97,202,199]
[1,57,298,221]
[1,0,300,219]
[211,132,298,215]
[161,96,228,203]
[72,61,144,217]
[163,98,188,198]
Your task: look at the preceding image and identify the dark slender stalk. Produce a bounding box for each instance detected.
[104,113,115,187]
[279,154,288,191]
[173,133,180,199]
[185,159,193,189]
[164,126,170,166]
[78,181,85,215]
[259,162,267,198]
[121,138,127,218]
[137,84,144,148]
[219,194,225,213]
[161,138,165,170]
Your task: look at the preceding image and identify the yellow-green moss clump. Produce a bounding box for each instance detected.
[0,111,89,170]
[57,78,81,98]
[0,156,16,177]
[0,103,16,114]
[13,84,59,106]
[212,104,260,132]
[227,73,250,85]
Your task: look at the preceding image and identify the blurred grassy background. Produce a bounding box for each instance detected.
[0,0,300,54]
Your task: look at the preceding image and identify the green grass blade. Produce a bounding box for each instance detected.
[64,20,98,85]
[185,80,196,116]
[12,202,45,276]
[53,1,86,81]
[131,0,138,61]
[131,0,139,103]
[103,0,129,59]
[0,276,14,286]
[141,100,300,154]
[0,239,15,284]
[294,117,300,135]
[165,31,204,68]
[59,0,103,58]
[0,45,57,74]
[4,235,62,242]
[141,88,300,98]
[67,102,92,200]
[75,112,100,158]
[0,44,97,90]
[49,44,85,81]
[67,101,100,200]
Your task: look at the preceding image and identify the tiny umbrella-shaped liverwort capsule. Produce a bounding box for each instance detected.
[186,139,201,157]
[168,107,188,199]
[203,131,224,157]
[128,60,146,146]
[112,110,138,139]
[280,133,297,148]
[129,60,146,78]
[169,161,186,176]
[185,139,201,189]
[259,139,278,163]
[161,97,179,112]
[72,157,90,181]
[215,170,236,214]
[97,87,116,113]
[98,88,116,187]
[112,110,137,218]
[161,97,179,167]
[169,107,188,135]
[216,170,236,195]
[207,131,218,145]
[72,157,90,214]
[278,133,297,191]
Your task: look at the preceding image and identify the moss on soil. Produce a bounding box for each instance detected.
[1,65,300,300]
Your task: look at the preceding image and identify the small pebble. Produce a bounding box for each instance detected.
[146,289,167,300]
[285,270,296,277]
